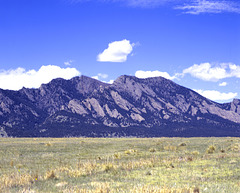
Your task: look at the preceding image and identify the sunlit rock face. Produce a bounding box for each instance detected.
[0,75,240,137]
[223,99,240,115]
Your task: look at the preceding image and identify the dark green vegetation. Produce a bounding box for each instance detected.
[0,137,240,192]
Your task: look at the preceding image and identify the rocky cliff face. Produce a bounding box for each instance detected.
[222,99,240,115]
[0,75,240,137]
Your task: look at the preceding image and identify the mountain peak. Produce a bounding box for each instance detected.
[1,74,240,137]
[71,75,109,85]
[233,98,240,104]
[69,75,109,95]
[113,75,135,84]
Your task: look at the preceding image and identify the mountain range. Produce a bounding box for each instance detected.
[0,75,240,137]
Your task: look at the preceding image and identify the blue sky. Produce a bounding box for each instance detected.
[0,0,239,103]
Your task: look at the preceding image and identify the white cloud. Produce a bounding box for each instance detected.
[64,60,73,66]
[219,82,227,86]
[108,79,114,84]
[91,74,114,84]
[135,70,176,80]
[0,65,80,90]
[97,39,134,62]
[183,63,227,81]
[98,73,108,79]
[194,89,238,101]
[176,0,240,14]
[71,0,240,13]
[229,63,240,78]
[92,76,99,80]
[183,62,240,82]
[92,73,108,80]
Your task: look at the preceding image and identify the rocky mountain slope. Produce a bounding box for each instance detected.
[0,75,240,137]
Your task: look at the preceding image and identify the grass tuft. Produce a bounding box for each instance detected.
[206,145,216,154]
[45,170,58,180]
[45,142,52,147]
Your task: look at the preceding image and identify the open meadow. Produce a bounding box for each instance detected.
[0,137,240,193]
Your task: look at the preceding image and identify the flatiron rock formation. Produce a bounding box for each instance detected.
[0,75,240,137]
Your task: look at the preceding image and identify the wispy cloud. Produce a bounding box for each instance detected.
[182,62,240,82]
[97,39,134,62]
[70,0,240,13]
[0,65,80,90]
[64,60,74,66]
[92,73,108,80]
[194,89,238,101]
[175,0,240,14]
[135,70,176,80]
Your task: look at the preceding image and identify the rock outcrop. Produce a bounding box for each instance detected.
[0,75,240,137]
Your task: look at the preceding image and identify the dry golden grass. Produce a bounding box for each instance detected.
[0,137,240,192]
[0,173,34,189]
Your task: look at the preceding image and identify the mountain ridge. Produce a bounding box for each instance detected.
[0,75,240,137]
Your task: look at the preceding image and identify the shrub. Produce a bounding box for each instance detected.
[145,171,152,175]
[179,142,187,147]
[149,148,156,153]
[113,153,121,159]
[220,149,225,153]
[194,187,200,193]
[206,145,216,154]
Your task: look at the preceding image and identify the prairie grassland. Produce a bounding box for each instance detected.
[0,137,240,192]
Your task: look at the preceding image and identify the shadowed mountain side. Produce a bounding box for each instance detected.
[0,75,240,137]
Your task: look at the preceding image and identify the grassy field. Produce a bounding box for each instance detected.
[0,137,240,192]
